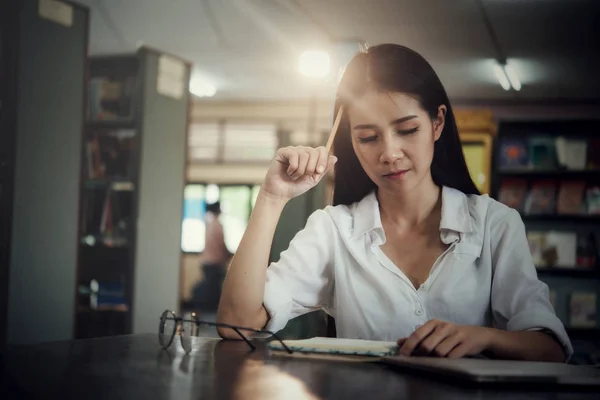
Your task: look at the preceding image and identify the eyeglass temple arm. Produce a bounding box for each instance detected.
[179,319,293,354]
[269,332,293,354]
[231,327,256,350]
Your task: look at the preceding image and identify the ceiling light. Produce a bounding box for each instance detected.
[189,75,217,97]
[503,64,521,91]
[299,50,330,77]
[493,64,511,91]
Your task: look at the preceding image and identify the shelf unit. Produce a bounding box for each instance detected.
[74,47,191,339]
[491,119,600,337]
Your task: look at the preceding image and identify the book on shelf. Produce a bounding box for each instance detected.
[498,179,528,212]
[88,76,136,121]
[545,231,577,267]
[529,136,557,170]
[498,180,600,217]
[587,138,600,169]
[527,231,546,265]
[524,180,557,215]
[84,129,135,180]
[498,135,599,172]
[549,290,557,309]
[81,185,132,241]
[555,136,587,170]
[526,230,589,269]
[586,186,600,215]
[498,138,528,169]
[569,292,597,328]
[556,181,586,214]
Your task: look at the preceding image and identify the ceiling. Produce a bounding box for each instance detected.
[75,0,600,102]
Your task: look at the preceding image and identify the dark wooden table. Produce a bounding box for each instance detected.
[2,333,599,399]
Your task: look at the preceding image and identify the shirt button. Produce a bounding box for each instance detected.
[415,309,424,316]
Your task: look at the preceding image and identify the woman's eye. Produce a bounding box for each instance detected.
[397,127,418,135]
[358,136,377,144]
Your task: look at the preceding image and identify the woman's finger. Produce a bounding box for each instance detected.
[277,148,299,177]
[304,147,320,176]
[416,324,453,356]
[446,342,470,359]
[315,146,329,174]
[291,150,309,180]
[398,320,438,356]
[326,155,338,173]
[432,335,461,358]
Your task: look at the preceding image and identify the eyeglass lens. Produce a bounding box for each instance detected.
[180,312,199,352]
[159,310,177,348]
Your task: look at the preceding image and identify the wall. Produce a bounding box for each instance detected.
[8,0,87,344]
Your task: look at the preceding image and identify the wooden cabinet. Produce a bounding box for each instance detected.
[455,109,496,194]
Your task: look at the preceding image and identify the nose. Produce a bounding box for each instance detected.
[379,137,404,164]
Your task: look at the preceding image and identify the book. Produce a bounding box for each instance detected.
[576,233,596,268]
[268,337,398,358]
[549,290,557,309]
[544,231,577,267]
[529,136,557,170]
[526,231,546,266]
[587,138,600,169]
[569,292,597,328]
[498,138,529,169]
[88,76,136,121]
[586,186,600,214]
[524,180,557,215]
[498,179,528,212]
[556,181,585,214]
[555,137,587,170]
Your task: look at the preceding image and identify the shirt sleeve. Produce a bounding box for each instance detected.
[490,208,574,361]
[263,209,335,333]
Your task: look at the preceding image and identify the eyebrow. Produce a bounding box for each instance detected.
[352,115,418,130]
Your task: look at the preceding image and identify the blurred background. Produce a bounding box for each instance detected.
[1,0,600,365]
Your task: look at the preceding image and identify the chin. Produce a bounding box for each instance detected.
[379,174,422,192]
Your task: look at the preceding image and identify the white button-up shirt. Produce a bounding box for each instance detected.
[263,186,573,358]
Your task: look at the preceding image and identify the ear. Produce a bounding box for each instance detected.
[432,105,446,141]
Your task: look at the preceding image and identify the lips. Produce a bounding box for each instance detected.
[383,170,409,180]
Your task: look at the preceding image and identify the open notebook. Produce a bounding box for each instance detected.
[268,337,600,386]
[268,337,398,359]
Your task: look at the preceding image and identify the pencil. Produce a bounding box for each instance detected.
[325,105,344,153]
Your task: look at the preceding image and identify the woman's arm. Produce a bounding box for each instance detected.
[216,146,336,338]
[397,320,564,361]
[216,190,287,337]
[486,328,565,362]
[489,208,573,362]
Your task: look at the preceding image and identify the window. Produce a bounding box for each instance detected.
[181,183,261,253]
[188,122,220,163]
[187,121,278,164]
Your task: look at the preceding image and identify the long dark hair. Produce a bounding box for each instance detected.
[331,44,479,206]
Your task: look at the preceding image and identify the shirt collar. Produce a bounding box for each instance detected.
[351,186,473,240]
[439,186,473,234]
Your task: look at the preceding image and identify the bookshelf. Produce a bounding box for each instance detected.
[6,0,90,346]
[74,47,191,338]
[491,119,600,339]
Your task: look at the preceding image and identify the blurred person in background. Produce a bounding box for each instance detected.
[217,44,571,362]
[190,201,232,320]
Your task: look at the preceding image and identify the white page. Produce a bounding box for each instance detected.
[269,337,398,356]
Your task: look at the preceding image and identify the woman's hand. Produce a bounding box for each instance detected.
[397,319,493,358]
[261,146,337,201]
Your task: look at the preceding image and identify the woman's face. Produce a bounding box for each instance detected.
[347,91,446,193]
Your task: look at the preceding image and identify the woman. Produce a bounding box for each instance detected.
[217,44,571,362]
[190,201,231,317]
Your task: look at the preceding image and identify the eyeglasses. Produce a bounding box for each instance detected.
[158,310,293,354]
